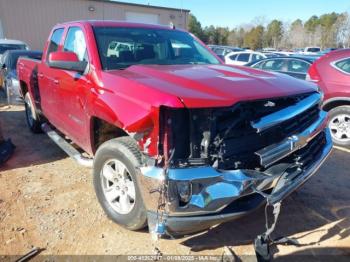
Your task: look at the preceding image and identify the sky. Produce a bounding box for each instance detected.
[119,0,350,28]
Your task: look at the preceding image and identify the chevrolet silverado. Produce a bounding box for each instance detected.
[17,21,332,236]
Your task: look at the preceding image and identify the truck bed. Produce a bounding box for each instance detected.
[17,57,41,98]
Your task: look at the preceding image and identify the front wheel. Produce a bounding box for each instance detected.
[328,106,350,147]
[24,93,42,133]
[93,137,147,230]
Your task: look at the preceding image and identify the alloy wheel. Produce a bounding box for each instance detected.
[329,114,350,142]
[100,159,136,214]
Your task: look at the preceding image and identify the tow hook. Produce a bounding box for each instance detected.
[253,189,300,261]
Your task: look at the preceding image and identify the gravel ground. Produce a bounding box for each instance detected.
[0,103,349,261]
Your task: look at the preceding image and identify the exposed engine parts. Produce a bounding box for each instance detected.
[158,92,321,171]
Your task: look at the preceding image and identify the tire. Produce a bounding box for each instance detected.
[93,137,147,230]
[24,92,42,133]
[328,106,350,147]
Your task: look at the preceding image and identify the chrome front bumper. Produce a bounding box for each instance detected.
[137,106,332,235]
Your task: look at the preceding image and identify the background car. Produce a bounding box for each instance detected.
[208,45,244,61]
[293,48,304,53]
[317,48,339,55]
[224,51,278,65]
[0,39,29,60]
[271,51,295,56]
[247,56,317,80]
[301,46,321,55]
[0,50,42,104]
[307,49,350,147]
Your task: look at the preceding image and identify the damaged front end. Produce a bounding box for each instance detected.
[136,92,332,236]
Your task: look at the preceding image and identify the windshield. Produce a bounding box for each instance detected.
[93,27,220,70]
[0,44,27,54]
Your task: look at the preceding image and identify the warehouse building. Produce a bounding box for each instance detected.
[0,0,190,50]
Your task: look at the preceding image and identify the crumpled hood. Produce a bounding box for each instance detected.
[108,64,318,108]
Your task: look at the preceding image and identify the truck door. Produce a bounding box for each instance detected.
[58,26,91,148]
[38,28,65,128]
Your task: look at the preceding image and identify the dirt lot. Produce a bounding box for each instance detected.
[1,102,350,260]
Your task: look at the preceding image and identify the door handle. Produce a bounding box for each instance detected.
[38,73,44,78]
[53,79,59,85]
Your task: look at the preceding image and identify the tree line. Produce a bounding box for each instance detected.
[188,12,350,50]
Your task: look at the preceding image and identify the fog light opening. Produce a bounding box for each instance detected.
[177,181,192,206]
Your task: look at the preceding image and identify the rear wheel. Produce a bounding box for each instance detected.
[24,93,42,133]
[328,106,350,147]
[93,137,147,230]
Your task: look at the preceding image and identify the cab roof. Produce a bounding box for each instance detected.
[57,20,180,31]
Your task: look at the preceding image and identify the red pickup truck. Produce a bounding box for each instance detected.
[17,21,332,236]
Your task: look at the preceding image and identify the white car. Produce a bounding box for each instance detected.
[301,47,321,55]
[0,39,30,60]
[224,51,276,66]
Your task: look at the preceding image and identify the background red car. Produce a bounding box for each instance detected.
[307,49,350,147]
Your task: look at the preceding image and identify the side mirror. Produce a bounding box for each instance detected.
[48,51,87,73]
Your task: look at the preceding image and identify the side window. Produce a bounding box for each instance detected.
[334,58,350,74]
[237,53,250,62]
[288,60,310,73]
[229,54,238,60]
[63,27,88,62]
[47,28,64,59]
[261,59,285,71]
[251,54,263,62]
[252,61,263,69]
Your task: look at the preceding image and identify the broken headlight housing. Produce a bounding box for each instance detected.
[176,181,192,205]
[158,106,212,167]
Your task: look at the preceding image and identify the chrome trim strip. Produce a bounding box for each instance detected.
[255,110,327,167]
[251,92,321,132]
